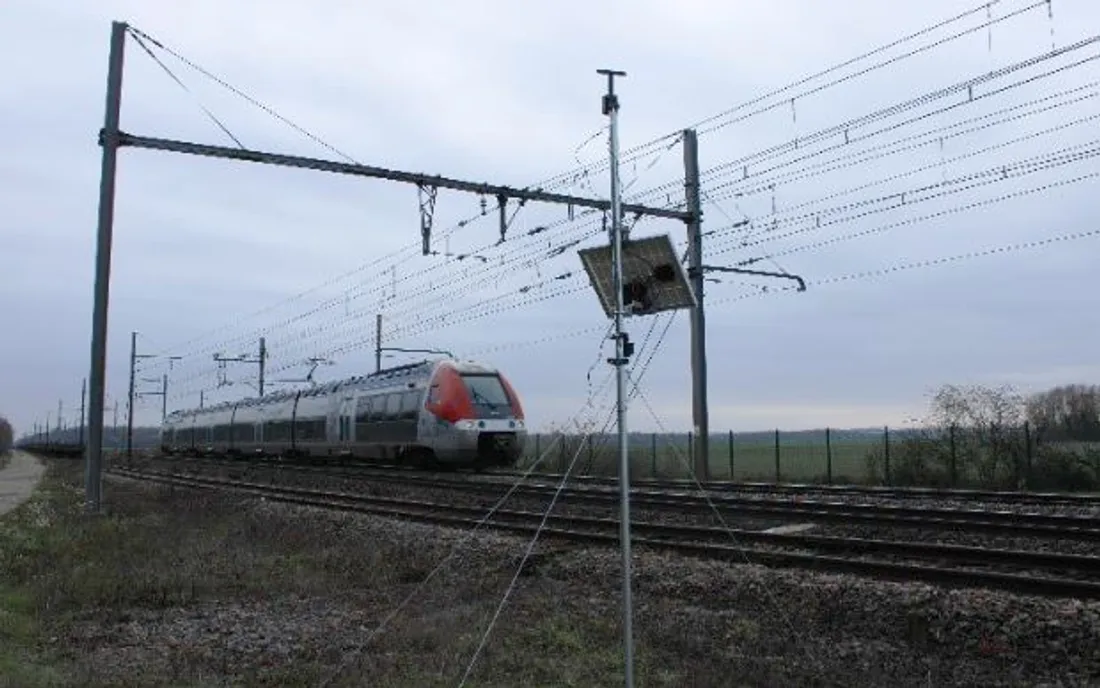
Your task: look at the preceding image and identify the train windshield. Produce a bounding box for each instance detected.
[461,374,512,418]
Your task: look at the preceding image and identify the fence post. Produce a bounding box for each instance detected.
[559,434,566,473]
[688,431,694,476]
[825,426,833,484]
[949,424,958,487]
[774,428,781,482]
[651,432,657,479]
[1023,421,1032,490]
[883,425,891,486]
[728,429,734,480]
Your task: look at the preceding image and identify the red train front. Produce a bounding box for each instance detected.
[422,359,527,468]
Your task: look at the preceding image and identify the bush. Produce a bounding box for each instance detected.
[1027,446,1100,492]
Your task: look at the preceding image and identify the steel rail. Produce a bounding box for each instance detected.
[110,466,1100,599]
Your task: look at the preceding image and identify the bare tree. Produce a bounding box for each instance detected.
[0,415,12,455]
[1026,384,1100,442]
[866,383,1029,488]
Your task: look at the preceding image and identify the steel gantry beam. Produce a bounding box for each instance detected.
[110,131,694,227]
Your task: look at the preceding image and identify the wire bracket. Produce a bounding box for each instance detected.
[418,184,438,256]
[606,331,634,366]
[690,264,808,291]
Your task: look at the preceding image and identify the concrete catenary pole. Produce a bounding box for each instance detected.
[684,129,709,481]
[84,20,128,513]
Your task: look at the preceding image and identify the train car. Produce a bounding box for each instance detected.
[160,357,526,469]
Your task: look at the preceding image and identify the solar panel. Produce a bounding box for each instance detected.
[578,232,697,318]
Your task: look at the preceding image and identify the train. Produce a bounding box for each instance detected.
[160,357,527,469]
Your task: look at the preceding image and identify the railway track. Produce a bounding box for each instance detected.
[540,472,1100,507]
[109,465,1100,599]
[36,445,1100,508]
[145,456,1100,541]
[142,451,1100,509]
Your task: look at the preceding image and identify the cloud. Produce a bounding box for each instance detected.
[3,0,1100,438]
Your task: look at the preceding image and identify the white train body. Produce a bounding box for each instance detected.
[160,358,527,468]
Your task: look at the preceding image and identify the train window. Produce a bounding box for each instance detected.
[296,417,325,442]
[355,396,372,422]
[461,374,511,416]
[372,394,388,420]
[384,393,401,420]
[400,391,421,419]
[231,424,255,442]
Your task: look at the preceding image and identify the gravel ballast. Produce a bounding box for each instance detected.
[23,463,1093,686]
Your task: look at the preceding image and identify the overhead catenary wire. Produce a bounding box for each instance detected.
[707,226,1100,311]
[130,1,1048,366]
[139,56,1073,380]
[537,0,1048,186]
[123,8,1098,414]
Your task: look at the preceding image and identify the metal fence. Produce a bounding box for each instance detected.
[519,424,1100,491]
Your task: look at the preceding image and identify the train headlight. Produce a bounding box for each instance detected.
[455,419,479,431]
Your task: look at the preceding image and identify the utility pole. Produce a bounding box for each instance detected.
[79,378,87,447]
[598,67,635,688]
[85,20,127,513]
[213,337,267,397]
[684,129,709,482]
[137,376,167,421]
[375,313,383,373]
[258,337,266,397]
[127,331,156,459]
[199,390,204,409]
[127,332,136,459]
[164,355,182,419]
[57,400,63,438]
[113,400,118,433]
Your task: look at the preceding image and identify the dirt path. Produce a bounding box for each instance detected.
[0,451,44,517]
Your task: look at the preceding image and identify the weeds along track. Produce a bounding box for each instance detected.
[142,456,1100,544]
[110,464,1100,600]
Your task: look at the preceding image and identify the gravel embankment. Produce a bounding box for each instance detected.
[80,477,1100,686]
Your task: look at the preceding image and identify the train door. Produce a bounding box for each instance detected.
[420,383,441,452]
[338,395,355,455]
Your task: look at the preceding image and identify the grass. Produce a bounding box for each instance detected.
[0,458,1095,685]
[0,460,686,686]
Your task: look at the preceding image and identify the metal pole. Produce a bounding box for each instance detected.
[127,330,136,460]
[200,390,205,409]
[375,313,383,373]
[258,337,266,397]
[161,374,168,421]
[85,20,127,512]
[598,67,634,688]
[79,378,87,447]
[684,129,708,482]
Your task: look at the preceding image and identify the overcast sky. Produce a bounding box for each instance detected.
[4,0,1100,438]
